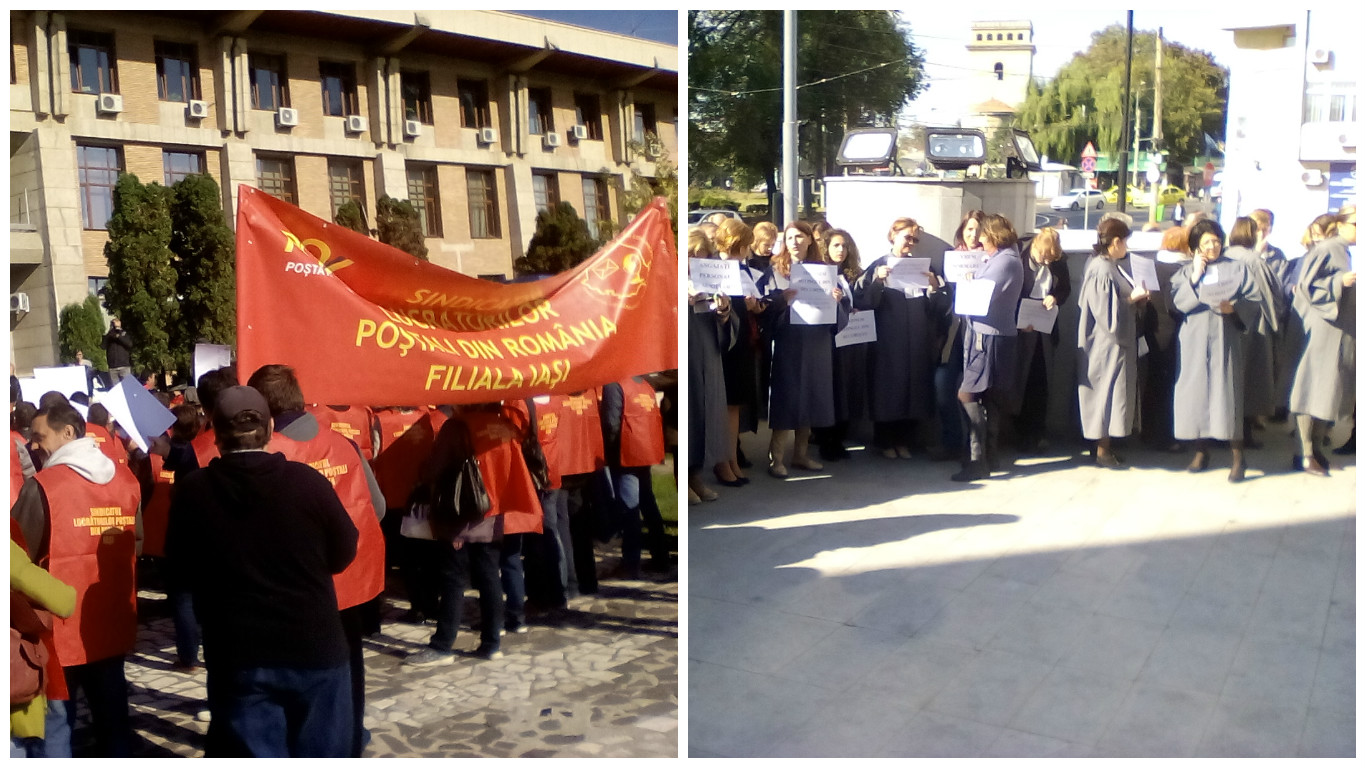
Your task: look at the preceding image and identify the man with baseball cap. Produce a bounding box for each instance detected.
[166,385,358,757]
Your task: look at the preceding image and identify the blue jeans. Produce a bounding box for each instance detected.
[168,577,201,666]
[431,542,502,650]
[611,467,666,571]
[500,534,526,629]
[538,488,574,604]
[205,663,352,757]
[44,656,133,757]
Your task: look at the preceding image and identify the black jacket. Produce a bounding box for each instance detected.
[102,327,132,369]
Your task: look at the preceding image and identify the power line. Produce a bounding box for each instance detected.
[690,58,908,97]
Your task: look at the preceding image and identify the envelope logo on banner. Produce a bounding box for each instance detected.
[283,229,355,275]
[579,234,653,308]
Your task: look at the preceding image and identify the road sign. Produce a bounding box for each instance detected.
[1081,156,1096,173]
[1082,142,1098,159]
[1146,168,1160,183]
[1082,170,1095,179]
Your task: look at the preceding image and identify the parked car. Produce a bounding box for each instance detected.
[687,208,743,226]
[1049,188,1106,211]
[1156,185,1187,205]
[1102,185,1150,208]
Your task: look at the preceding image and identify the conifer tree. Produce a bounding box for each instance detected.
[169,174,236,376]
[103,174,179,378]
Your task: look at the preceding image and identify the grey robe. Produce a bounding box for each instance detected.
[853,254,943,423]
[1170,255,1262,440]
[1226,246,1281,418]
[1288,236,1356,421]
[1076,255,1139,440]
[688,299,740,470]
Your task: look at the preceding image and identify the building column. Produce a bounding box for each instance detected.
[504,163,536,261]
[374,149,408,201]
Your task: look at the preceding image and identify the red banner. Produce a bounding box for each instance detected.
[235,186,677,406]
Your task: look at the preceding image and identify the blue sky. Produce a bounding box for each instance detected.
[509,11,677,45]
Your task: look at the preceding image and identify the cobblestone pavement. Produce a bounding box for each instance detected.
[106,544,677,758]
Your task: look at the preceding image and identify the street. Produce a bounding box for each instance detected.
[690,422,1353,757]
[1034,195,1211,231]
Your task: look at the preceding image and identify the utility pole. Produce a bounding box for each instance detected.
[1153,27,1164,149]
[1133,103,1142,189]
[782,11,798,226]
[1117,11,1134,215]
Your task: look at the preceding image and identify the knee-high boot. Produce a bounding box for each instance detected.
[953,401,989,481]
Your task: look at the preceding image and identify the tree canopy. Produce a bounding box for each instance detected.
[689,11,926,204]
[513,202,599,276]
[1016,25,1228,168]
[57,294,108,370]
[169,174,236,367]
[103,174,180,377]
[376,196,428,260]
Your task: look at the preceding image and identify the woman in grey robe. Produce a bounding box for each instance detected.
[1226,217,1282,446]
[1076,218,1148,467]
[1171,219,1263,482]
[688,230,741,503]
[1288,206,1357,476]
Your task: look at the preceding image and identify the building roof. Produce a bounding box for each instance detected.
[972,98,1018,115]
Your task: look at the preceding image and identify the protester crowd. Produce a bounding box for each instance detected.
[687,203,1356,499]
[10,358,676,758]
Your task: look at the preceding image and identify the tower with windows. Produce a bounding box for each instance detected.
[966,21,1036,109]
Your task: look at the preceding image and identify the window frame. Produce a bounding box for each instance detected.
[319,61,360,118]
[256,154,297,204]
[77,144,122,230]
[633,103,657,144]
[249,52,289,111]
[532,172,560,216]
[327,158,366,222]
[574,93,603,141]
[458,78,492,129]
[581,176,611,240]
[162,150,205,187]
[527,87,554,135]
[406,164,442,238]
[155,40,199,103]
[466,168,501,239]
[68,29,118,95]
[402,70,433,125]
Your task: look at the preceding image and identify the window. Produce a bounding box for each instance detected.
[88,277,108,299]
[582,177,610,240]
[328,159,365,222]
[532,172,560,215]
[458,79,491,128]
[633,103,657,144]
[78,144,122,230]
[406,165,442,238]
[163,151,204,186]
[574,93,603,140]
[527,87,553,135]
[256,155,296,204]
[402,71,432,124]
[1304,82,1357,123]
[69,29,117,94]
[466,169,500,239]
[319,61,359,117]
[976,33,982,41]
[994,62,1004,81]
[250,53,288,110]
[155,41,198,102]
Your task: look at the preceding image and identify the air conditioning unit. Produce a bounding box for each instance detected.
[543,131,562,148]
[10,293,30,314]
[1310,48,1331,65]
[276,107,299,127]
[186,100,209,120]
[1340,132,1356,148]
[570,124,588,141]
[345,114,365,133]
[404,119,422,137]
[1301,169,1325,186]
[477,126,497,145]
[96,93,123,114]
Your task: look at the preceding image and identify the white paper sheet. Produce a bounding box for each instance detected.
[31,366,90,400]
[887,257,932,297]
[944,250,986,283]
[835,310,877,347]
[193,343,233,387]
[1197,264,1240,305]
[1015,298,1058,333]
[954,278,996,316]
[789,263,838,325]
[1129,254,1160,292]
[688,258,745,296]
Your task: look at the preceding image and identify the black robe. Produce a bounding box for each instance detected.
[758,267,849,431]
[852,254,945,423]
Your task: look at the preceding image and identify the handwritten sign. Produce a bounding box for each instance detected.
[835,310,877,347]
[887,257,932,296]
[1197,265,1240,305]
[944,250,986,283]
[689,258,745,296]
[954,278,996,316]
[790,262,838,325]
[1129,254,1160,292]
[1016,298,1057,333]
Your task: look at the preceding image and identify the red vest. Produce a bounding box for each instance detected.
[35,462,140,667]
[190,425,220,466]
[270,429,384,610]
[462,409,542,535]
[85,423,128,466]
[308,404,376,461]
[369,413,437,510]
[615,378,666,467]
[11,431,27,507]
[140,453,175,558]
[375,408,427,455]
[536,393,604,482]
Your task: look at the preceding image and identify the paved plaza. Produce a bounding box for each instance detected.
[108,542,677,758]
[690,423,1355,757]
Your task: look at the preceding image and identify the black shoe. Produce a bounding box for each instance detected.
[950,462,988,482]
[472,644,504,660]
[713,473,747,488]
[736,447,752,469]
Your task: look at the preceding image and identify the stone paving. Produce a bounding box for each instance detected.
[100,541,676,758]
[690,421,1355,757]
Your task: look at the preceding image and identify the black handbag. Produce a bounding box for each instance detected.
[430,421,492,539]
[519,399,552,492]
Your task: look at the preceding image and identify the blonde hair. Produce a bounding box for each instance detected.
[1249,209,1273,231]
[687,227,715,258]
[979,214,1018,250]
[1030,227,1061,263]
[887,217,920,242]
[713,218,754,256]
[752,221,778,252]
[1161,226,1190,254]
